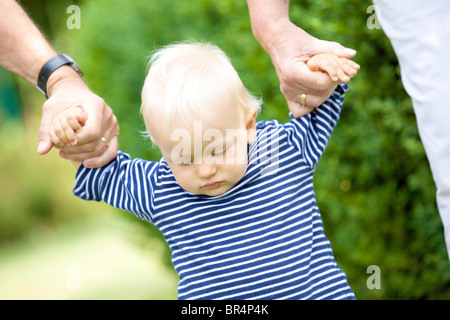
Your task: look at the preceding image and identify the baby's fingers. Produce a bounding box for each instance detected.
[49,119,66,148]
[65,108,86,145]
[316,59,341,82]
[49,110,84,147]
[325,59,352,82]
[62,119,79,146]
[340,58,360,78]
[347,59,360,70]
[335,67,351,82]
[58,117,78,146]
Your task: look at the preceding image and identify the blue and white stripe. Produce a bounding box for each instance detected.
[74,83,355,300]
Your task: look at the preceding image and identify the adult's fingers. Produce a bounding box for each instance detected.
[279,62,332,97]
[280,63,337,109]
[81,119,119,168]
[76,97,113,145]
[288,99,315,118]
[61,110,118,155]
[59,113,119,164]
[48,119,65,148]
[59,135,118,167]
[58,137,109,161]
[315,39,357,59]
[83,135,119,168]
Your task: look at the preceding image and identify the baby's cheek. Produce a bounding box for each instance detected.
[226,163,248,185]
[172,167,197,192]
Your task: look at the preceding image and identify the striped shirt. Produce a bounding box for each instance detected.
[74,83,355,300]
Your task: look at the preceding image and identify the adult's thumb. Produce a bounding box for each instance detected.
[318,40,357,58]
[37,114,54,155]
[37,138,53,155]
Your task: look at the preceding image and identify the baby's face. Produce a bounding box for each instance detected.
[144,99,257,196]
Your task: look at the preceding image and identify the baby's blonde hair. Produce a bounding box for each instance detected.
[140,40,262,133]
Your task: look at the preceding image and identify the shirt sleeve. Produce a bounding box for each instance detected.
[284,83,348,169]
[73,151,159,223]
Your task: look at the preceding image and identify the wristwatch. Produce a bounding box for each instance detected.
[36,54,83,98]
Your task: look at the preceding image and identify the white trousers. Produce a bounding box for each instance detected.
[373,0,450,260]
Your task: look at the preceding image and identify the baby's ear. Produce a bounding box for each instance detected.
[247,128,257,144]
[245,107,258,144]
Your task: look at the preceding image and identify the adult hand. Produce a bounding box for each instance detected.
[259,19,357,117]
[246,0,357,117]
[0,1,118,167]
[37,66,119,168]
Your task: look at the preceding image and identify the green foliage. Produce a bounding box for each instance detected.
[54,0,449,299]
[0,114,91,243]
[67,0,282,161]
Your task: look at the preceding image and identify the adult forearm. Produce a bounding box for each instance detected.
[246,0,310,55]
[0,0,59,86]
[0,1,118,167]
[246,0,290,38]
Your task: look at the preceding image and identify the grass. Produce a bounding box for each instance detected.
[0,214,178,300]
[0,84,178,300]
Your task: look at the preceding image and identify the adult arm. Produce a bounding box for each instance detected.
[0,0,118,168]
[246,0,356,117]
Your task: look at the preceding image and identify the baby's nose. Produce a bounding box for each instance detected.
[196,163,217,179]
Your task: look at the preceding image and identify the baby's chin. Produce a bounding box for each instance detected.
[199,184,230,197]
[199,188,228,197]
[186,181,235,197]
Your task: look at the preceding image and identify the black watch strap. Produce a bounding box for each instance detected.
[36,54,83,98]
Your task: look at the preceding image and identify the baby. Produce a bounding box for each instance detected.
[50,41,359,300]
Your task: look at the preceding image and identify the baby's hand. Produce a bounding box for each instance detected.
[307,53,360,83]
[49,106,87,148]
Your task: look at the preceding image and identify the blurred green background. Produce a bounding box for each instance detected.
[1,0,449,299]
